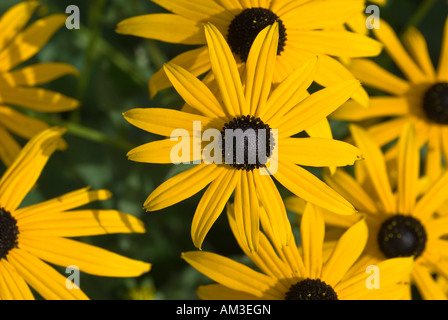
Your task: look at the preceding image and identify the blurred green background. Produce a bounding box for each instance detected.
[0,0,447,300]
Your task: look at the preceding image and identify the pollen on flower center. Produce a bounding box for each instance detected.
[220,115,274,171]
[377,214,427,259]
[0,207,19,260]
[285,278,338,300]
[227,7,287,62]
[422,82,448,124]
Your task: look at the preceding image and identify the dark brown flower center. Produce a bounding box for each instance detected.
[0,207,19,260]
[422,82,448,124]
[227,7,287,62]
[220,115,274,171]
[377,214,427,259]
[285,278,338,300]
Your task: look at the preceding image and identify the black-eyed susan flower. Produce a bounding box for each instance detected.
[292,124,448,299]
[331,17,448,181]
[116,0,382,108]
[0,1,79,167]
[123,23,362,252]
[0,127,151,300]
[182,202,413,300]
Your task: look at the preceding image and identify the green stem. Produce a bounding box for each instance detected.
[399,0,438,36]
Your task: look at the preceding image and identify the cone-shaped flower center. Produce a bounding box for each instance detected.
[227,7,287,62]
[285,278,338,300]
[422,82,448,124]
[0,207,19,259]
[220,115,274,171]
[378,214,427,259]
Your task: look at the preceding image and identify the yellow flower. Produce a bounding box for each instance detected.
[332,17,448,181]
[182,202,413,300]
[288,124,448,299]
[0,1,79,167]
[116,0,382,108]
[0,127,151,300]
[123,23,362,252]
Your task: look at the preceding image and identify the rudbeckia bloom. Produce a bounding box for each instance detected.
[0,127,151,300]
[331,17,448,181]
[296,124,448,299]
[123,23,362,252]
[0,1,79,167]
[182,202,413,300]
[116,0,382,108]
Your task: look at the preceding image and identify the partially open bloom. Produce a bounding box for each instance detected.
[288,124,448,299]
[123,23,362,251]
[182,202,413,300]
[0,127,151,300]
[0,1,79,167]
[332,17,448,181]
[116,0,382,108]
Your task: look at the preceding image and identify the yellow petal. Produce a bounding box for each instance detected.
[274,158,356,215]
[7,249,89,300]
[17,209,145,237]
[0,105,49,139]
[181,251,276,297]
[0,124,21,167]
[0,127,66,212]
[0,1,39,53]
[280,137,361,167]
[301,203,325,279]
[191,169,238,249]
[197,284,259,300]
[116,13,204,45]
[414,169,448,222]
[402,27,436,81]
[412,263,447,300]
[204,23,246,117]
[0,259,34,300]
[437,17,448,81]
[19,235,150,277]
[0,14,66,72]
[321,219,368,287]
[245,23,278,116]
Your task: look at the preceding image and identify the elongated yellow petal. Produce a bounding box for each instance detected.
[7,249,89,300]
[289,30,382,58]
[0,127,65,212]
[181,251,276,297]
[123,108,212,137]
[1,62,79,87]
[245,23,278,116]
[280,137,361,167]
[274,158,356,215]
[349,125,396,213]
[144,163,222,211]
[414,169,448,222]
[18,210,145,237]
[0,106,49,139]
[204,23,246,117]
[321,219,368,287]
[0,124,21,167]
[0,14,66,72]
[0,1,39,53]
[301,203,325,279]
[278,80,361,138]
[263,56,317,123]
[14,187,111,220]
[197,284,260,300]
[149,47,211,99]
[0,86,79,112]
[403,27,436,81]
[347,58,410,96]
[163,63,225,118]
[191,169,238,249]
[397,124,419,215]
[322,168,378,214]
[116,14,204,45]
[373,19,427,83]
[412,263,447,300]
[0,259,34,300]
[331,97,410,121]
[19,235,150,277]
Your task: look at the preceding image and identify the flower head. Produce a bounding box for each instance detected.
[0,127,151,300]
[123,23,362,252]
